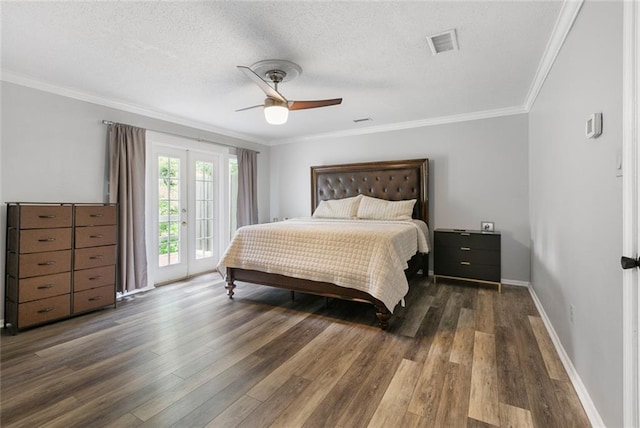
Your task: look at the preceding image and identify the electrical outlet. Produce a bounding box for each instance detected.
[570,304,574,323]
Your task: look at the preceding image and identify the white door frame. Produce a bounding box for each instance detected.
[145,131,230,286]
[622,0,640,426]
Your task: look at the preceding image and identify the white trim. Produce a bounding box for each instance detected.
[622,0,640,426]
[0,70,266,145]
[501,278,530,287]
[528,284,606,427]
[523,0,584,111]
[268,105,528,146]
[116,285,156,300]
[0,0,582,148]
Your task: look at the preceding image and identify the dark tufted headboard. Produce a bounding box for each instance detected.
[311,158,429,225]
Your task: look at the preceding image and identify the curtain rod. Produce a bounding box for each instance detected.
[101,120,260,154]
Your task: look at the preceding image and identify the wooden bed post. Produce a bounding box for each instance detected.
[225,267,236,299]
[374,306,391,330]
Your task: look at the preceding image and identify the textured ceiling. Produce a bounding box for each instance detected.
[1,1,563,144]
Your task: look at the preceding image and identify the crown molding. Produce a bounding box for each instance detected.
[268,105,528,146]
[1,70,266,145]
[2,0,580,148]
[524,0,584,111]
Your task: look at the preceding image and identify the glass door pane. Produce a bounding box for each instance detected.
[195,160,214,260]
[158,155,182,267]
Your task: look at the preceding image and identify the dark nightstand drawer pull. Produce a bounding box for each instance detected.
[89,214,104,218]
[90,234,104,239]
[38,261,55,266]
[37,307,54,313]
[460,261,471,265]
[38,237,57,242]
[461,247,471,251]
[89,275,102,280]
[37,284,54,290]
[89,255,104,260]
[38,215,56,219]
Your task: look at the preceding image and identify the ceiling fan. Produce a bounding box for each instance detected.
[236,60,342,125]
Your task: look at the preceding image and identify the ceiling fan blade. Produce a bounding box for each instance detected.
[235,104,264,112]
[237,66,287,103]
[288,98,343,111]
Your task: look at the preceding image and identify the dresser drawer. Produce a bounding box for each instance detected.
[19,294,71,327]
[74,265,116,292]
[17,272,71,303]
[434,245,500,266]
[434,231,500,250]
[75,205,117,226]
[15,205,72,229]
[75,245,117,270]
[18,250,72,278]
[11,228,72,254]
[75,225,117,248]
[73,285,115,313]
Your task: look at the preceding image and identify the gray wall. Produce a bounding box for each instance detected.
[0,82,270,320]
[529,1,623,426]
[270,113,530,284]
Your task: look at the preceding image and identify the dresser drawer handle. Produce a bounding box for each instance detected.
[88,296,102,302]
[89,275,103,280]
[90,234,104,239]
[38,215,56,219]
[460,233,471,236]
[38,237,57,242]
[38,261,55,266]
[460,247,471,251]
[37,307,54,313]
[37,284,54,289]
[460,261,471,266]
[89,255,104,260]
[89,214,104,218]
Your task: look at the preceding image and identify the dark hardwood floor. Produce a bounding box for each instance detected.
[0,273,591,427]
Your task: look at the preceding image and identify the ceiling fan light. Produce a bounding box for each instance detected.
[264,99,289,125]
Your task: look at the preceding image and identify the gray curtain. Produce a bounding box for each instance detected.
[108,123,148,293]
[236,148,259,227]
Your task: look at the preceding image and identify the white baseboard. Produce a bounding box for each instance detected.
[502,278,530,287]
[527,284,605,427]
[116,285,156,300]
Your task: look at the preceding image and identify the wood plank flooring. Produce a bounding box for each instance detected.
[0,274,591,427]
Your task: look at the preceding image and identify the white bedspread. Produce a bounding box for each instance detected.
[217,218,430,312]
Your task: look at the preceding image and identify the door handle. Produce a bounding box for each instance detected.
[621,256,640,269]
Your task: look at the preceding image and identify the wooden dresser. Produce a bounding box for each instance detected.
[5,203,118,334]
[433,229,502,292]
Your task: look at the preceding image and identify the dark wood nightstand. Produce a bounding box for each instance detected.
[433,229,502,292]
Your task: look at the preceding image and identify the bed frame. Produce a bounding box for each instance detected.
[224,158,429,329]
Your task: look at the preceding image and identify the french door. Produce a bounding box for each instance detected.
[147,135,230,285]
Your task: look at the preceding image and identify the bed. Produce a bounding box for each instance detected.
[218,158,430,329]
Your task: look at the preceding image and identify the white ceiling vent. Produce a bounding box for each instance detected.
[426,29,458,55]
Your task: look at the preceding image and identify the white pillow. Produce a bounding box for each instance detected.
[312,195,363,219]
[357,196,416,221]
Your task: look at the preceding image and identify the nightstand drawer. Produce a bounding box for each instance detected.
[434,231,500,250]
[434,245,500,266]
[435,262,501,283]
